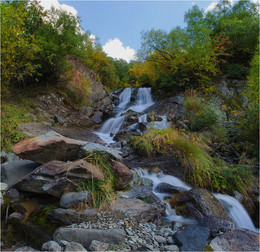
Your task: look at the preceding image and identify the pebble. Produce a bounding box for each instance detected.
[63,211,181,251]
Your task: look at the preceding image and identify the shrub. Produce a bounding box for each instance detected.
[131,128,253,195]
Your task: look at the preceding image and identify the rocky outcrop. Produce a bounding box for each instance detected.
[170,188,232,221]
[34,56,112,127]
[12,131,86,163]
[13,160,104,197]
[209,228,259,251]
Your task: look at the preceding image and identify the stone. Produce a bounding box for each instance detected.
[164,245,179,251]
[0,182,8,191]
[0,151,8,163]
[54,115,63,124]
[42,241,62,251]
[109,198,159,222]
[53,227,125,248]
[12,131,87,163]
[15,246,40,251]
[89,240,109,251]
[47,208,98,225]
[1,160,41,186]
[200,216,236,237]
[78,142,123,161]
[174,224,210,251]
[91,111,103,124]
[60,191,89,208]
[7,153,20,162]
[154,235,167,243]
[5,188,20,199]
[209,228,259,251]
[170,188,232,221]
[13,160,104,197]
[110,160,133,189]
[154,183,185,194]
[64,241,87,251]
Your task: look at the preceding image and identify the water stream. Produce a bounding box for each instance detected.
[96,87,257,232]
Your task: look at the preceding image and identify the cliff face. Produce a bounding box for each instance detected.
[34,56,112,127]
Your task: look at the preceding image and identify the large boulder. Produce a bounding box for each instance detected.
[209,228,259,251]
[1,160,41,186]
[13,160,104,197]
[110,160,133,189]
[53,228,125,248]
[154,183,186,194]
[47,208,98,225]
[170,188,232,221]
[78,142,123,161]
[12,131,87,163]
[174,224,210,251]
[109,198,163,222]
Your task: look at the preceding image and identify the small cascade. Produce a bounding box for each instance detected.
[214,193,256,231]
[147,115,171,130]
[96,87,154,144]
[135,168,257,231]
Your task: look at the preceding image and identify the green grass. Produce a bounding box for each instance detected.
[1,101,33,152]
[77,153,116,209]
[131,128,254,195]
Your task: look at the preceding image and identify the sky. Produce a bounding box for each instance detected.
[38,0,238,62]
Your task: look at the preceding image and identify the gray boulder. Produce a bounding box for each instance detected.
[91,111,103,124]
[1,160,41,186]
[209,228,259,251]
[14,246,39,252]
[89,240,109,251]
[53,228,125,248]
[78,142,123,161]
[60,191,89,208]
[47,208,98,225]
[63,241,87,251]
[174,224,210,251]
[42,241,62,251]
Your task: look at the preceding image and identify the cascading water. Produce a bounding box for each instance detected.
[135,168,258,232]
[96,88,155,144]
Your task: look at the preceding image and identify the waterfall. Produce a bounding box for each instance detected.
[95,87,154,144]
[135,168,257,231]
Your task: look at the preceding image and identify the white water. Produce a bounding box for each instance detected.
[96,88,154,144]
[135,168,257,231]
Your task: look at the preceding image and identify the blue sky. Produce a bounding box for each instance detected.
[39,1,235,62]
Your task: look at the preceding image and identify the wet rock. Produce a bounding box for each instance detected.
[42,241,62,251]
[209,228,259,251]
[130,170,153,187]
[12,131,87,163]
[60,191,90,208]
[89,240,109,251]
[1,160,41,186]
[113,129,132,142]
[15,246,40,252]
[78,142,123,161]
[170,188,232,221]
[47,208,98,225]
[110,160,133,190]
[174,224,210,251]
[13,160,103,197]
[54,115,63,125]
[91,111,103,124]
[200,216,236,237]
[154,183,185,194]
[53,227,125,248]
[109,198,159,222]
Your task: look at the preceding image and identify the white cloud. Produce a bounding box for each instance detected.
[38,0,78,16]
[102,38,136,63]
[205,1,218,12]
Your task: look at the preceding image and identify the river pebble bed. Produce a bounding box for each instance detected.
[67,211,181,251]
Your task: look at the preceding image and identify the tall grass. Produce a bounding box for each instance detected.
[131,128,253,195]
[77,153,116,209]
